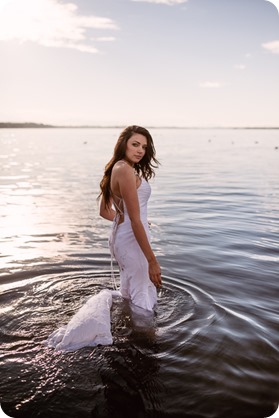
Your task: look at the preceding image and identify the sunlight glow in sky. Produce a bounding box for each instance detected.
[0,0,278,127]
[0,0,118,53]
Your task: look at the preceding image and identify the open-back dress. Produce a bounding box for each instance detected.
[109,176,157,312]
[45,176,157,352]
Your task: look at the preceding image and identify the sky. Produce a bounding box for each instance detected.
[0,0,278,127]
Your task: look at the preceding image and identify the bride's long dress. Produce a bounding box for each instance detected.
[110,177,157,311]
[46,178,156,352]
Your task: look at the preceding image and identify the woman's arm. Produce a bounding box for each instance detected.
[116,164,162,288]
[99,196,116,221]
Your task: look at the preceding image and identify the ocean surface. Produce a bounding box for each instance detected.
[0,128,278,418]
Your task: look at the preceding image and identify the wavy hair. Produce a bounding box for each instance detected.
[99,125,159,208]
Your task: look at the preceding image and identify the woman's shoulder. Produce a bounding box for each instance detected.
[112,161,137,188]
[113,160,133,175]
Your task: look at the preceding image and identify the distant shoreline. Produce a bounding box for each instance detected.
[0,122,278,130]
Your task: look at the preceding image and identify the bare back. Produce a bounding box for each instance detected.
[111,160,141,197]
[110,160,142,225]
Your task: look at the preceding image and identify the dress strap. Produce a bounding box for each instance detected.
[112,196,124,216]
[110,184,124,216]
[110,253,118,291]
[109,212,121,291]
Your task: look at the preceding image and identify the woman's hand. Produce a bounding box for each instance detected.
[148,259,162,288]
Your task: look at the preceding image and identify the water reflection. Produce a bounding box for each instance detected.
[0,128,279,417]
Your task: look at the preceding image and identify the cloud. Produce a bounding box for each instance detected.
[234,64,246,70]
[92,37,116,42]
[199,81,223,88]
[132,0,188,5]
[262,40,279,54]
[0,0,118,53]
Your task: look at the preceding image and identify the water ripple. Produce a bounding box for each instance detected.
[1,269,278,417]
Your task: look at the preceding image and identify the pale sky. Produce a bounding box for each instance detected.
[0,0,278,127]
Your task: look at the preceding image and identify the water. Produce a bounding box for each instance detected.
[0,128,278,418]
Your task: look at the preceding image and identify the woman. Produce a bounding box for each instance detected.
[46,126,161,352]
[99,125,162,313]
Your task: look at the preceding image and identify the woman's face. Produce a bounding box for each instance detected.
[125,133,147,165]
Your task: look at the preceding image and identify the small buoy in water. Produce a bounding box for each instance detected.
[275,146,278,150]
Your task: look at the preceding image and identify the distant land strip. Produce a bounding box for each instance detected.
[0,122,126,129]
[0,122,54,128]
[0,122,278,130]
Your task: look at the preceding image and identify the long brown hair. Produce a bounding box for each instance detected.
[99,125,159,208]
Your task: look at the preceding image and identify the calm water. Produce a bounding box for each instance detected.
[0,128,278,418]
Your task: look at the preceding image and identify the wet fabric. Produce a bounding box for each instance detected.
[109,178,157,312]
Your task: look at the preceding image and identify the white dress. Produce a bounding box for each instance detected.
[45,178,156,352]
[109,177,157,312]
[46,289,115,352]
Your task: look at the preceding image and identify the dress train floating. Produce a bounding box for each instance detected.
[45,289,121,352]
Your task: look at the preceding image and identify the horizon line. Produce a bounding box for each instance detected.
[0,122,279,130]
